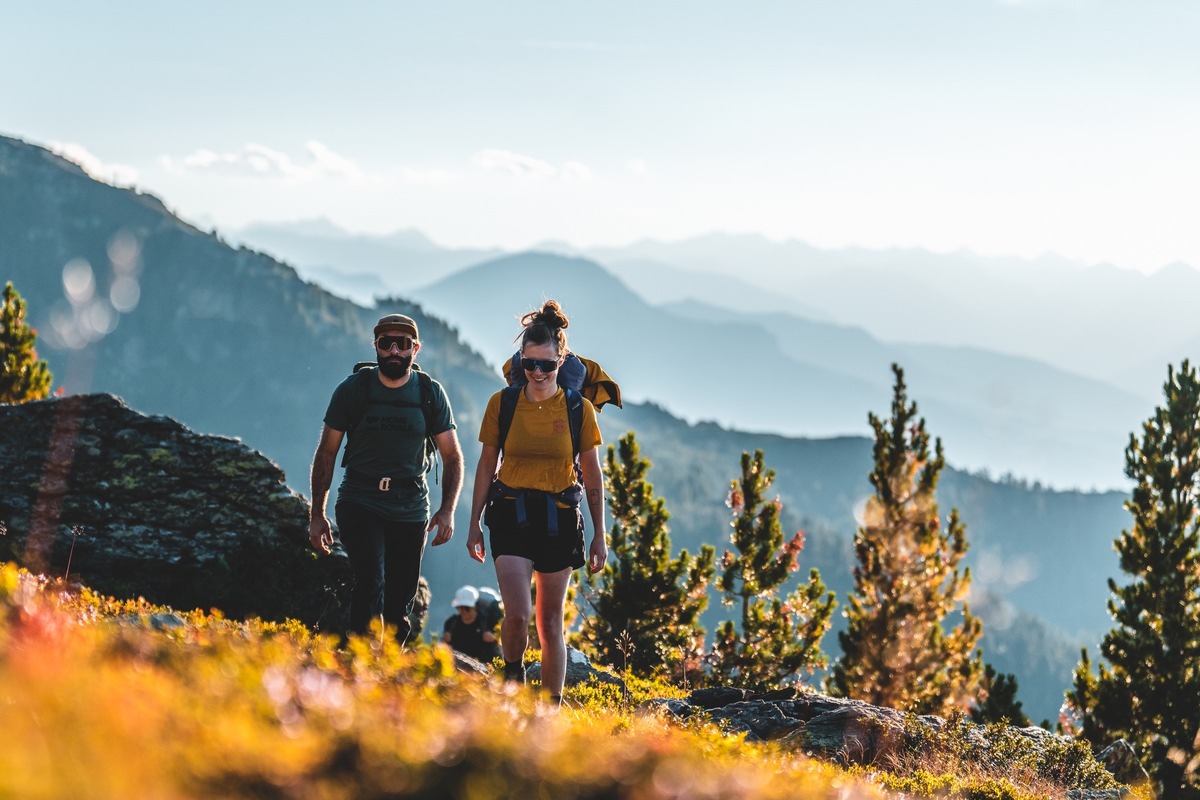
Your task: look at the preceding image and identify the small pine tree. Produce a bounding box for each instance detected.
[1061,648,1110,744]
[971,663,1030,726]
[577,432,715,680]
[830,364,983,715]
[0,282,53,404]
[1065,361,1200,800]
[708,449,836,691]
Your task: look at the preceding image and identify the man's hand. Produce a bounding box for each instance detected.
[309,516,333,555]
[428,507,454,546]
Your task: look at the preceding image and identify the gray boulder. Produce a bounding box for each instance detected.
[527,646,626,691]
[0,394,355,629]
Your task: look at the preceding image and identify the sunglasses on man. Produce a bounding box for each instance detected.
[521,357,561,373]
[376,335,415,352]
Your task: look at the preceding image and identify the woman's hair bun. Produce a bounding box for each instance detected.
[521,299,569,330]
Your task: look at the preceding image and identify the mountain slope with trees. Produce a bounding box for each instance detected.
[1,133,1131,723]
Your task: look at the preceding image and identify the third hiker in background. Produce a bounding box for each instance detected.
[441,585,502,664]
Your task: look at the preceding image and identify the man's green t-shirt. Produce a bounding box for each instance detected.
[323,368,456,521]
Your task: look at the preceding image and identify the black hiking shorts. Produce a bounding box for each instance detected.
[485,495,585,573]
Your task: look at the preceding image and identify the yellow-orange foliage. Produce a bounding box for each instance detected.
[0,563,874,800]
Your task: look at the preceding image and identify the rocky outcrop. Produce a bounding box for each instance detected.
[0,394,358,629]
[644,688,1124,797]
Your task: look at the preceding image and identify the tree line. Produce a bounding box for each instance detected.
[575,356,1200,799]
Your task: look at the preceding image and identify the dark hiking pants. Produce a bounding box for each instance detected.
[335,501,427,645]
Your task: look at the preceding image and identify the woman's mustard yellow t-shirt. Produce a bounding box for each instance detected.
[478,387,601,493]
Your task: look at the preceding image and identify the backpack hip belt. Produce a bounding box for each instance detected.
[488,479,583,536]
[345,468,423,495]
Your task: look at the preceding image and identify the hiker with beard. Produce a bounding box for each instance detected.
[309,313,464,644]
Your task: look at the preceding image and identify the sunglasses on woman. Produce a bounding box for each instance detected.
[521,357,560,373]
[376,335,414,352]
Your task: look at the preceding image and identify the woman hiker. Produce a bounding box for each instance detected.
[466,300,607,706]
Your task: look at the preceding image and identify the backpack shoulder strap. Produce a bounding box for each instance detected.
[414,367,442,483]
[346,364,378,432]
[341,367,378,468]
[564,386,584,480]
[497,385,522,454]
[415,368,435,432]
[564,386,584,457]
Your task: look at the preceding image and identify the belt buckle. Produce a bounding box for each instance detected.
[378,477,392,492]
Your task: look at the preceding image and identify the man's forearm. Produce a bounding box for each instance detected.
[438,450,464,514]
[310,450,335,519]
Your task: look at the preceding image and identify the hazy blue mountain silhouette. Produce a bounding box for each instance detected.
[232,220,502,305]
[236,220,1198,405]
[412,253,1143,489]
[588,234,1199,394]
[408,251,890,437]
[665,299,1149,490]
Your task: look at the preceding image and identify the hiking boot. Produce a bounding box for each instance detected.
[503,660,526,685]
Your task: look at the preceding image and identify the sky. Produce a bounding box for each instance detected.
[3,0,1199,273]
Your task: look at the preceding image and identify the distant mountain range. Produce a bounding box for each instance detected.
[234,220,1194,491]
[406,253,1145,490]
[230,220,501,306]
[584,234,1200,394]
[1,133,1140,722]
[233,219,1200,401]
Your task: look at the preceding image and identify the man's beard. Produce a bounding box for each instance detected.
[378,354,412,379]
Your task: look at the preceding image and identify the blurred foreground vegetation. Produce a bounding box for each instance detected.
[0,562,1132,800]
[0,562,867,800]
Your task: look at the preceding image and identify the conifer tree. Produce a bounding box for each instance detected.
[0,282,52,404]
[971,663,1030,726]
[1065,361,1200,800]
[577,432,715,679]
[830,364,983,715]
[708,449,836,691]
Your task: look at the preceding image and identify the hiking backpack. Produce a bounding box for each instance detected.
[342,361,441,481]
[475,587,504,633]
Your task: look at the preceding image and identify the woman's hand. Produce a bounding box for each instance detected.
[588,534,607,574]
[466,524,486,563]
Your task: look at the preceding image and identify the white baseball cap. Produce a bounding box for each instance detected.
[451,585,479,609]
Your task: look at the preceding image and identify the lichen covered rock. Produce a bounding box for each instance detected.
[0,393,351,629]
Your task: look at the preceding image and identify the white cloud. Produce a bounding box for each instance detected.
[471,148,593,182]
[49,142,139,186]
[399,166,460,185]
[560,160,594,181]
[626,158,649,176]
[472,148,556,178]
[161,140,373,183]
